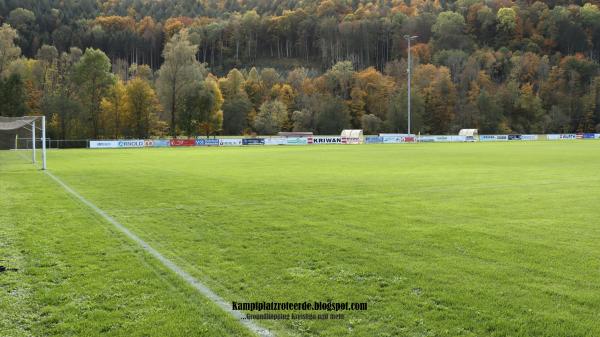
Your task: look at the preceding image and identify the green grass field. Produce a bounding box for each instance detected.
[2,142,600,337]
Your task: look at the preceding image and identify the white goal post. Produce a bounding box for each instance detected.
[0,116,47,170]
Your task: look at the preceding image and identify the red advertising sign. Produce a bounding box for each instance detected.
[170,139,196,147]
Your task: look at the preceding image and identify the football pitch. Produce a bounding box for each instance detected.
[2,142,600,337]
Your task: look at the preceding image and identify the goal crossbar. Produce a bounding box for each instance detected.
[0,116,47,170]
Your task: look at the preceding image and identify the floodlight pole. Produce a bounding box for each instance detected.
[42,116,47,170]
[32,120,36,164]
[404,35,418,135]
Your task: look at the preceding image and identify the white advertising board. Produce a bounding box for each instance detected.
[264,137,287,145]
[219,138,243,146]
[286,137,308,145]
[89,140,144,148]
[309,136,342,144]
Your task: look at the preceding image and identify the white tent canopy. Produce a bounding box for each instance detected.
[458,129,478,137]
[341,129,363,144]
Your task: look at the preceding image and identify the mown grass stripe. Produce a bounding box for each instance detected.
[43,169,273,337]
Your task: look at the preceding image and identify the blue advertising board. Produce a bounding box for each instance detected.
[147,139,170,147]
[196,139,220,146]
[242,138,265,145]
[365,136,383,144]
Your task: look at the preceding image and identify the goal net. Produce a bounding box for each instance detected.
[0,116,47,170]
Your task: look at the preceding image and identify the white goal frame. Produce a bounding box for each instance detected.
[1,116,47,170]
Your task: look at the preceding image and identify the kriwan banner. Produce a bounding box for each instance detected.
[308,136,342,144]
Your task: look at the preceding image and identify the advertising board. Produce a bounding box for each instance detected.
[309,136,342,144]
[264,137,287,145]
[286,137,308,145]
[219,138,243,146]
[90,141,120,148]
[242,138,265,145]
[480,135,508,141]
[90,140,145,148]
[195,139,220,146]
[170,139,196,146]
[144,139,170,147]
[547,134,560,140]
[365,136,383,144]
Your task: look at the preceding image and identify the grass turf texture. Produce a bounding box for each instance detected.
[1,141,600,337]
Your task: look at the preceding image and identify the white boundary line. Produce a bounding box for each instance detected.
[43,170,274,337]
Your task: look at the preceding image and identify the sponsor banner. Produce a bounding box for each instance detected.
[242,138,265,145]
[264,137,287,146]
[480,135,508,141]
[596,134,600,139]
[90,140,120,148]
[418,136,435,143]
[365,136,383,144]
[547,134,561,140]
[342,137,363,144]
[547,134,579,140]
[583,133,596,139]
[144,139,170,147]
[576,133,584,139]
[383,136,403,143]
[508,134,522,141]
[170,139,196,147]
[195,139,220,146]
[219,138,243,146]
[286,137,308,145]
[90,139,148,148]
[434,135,451,142]
[118,140,145,148]
[418,135,464,142]
[383,136,414,143]
[521,135,538,141]
[310,136,342,144]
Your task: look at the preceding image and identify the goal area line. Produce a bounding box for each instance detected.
[43,169,273,337]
